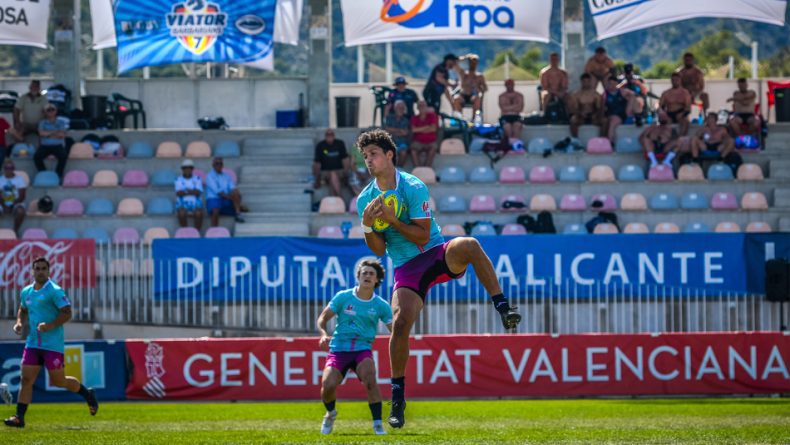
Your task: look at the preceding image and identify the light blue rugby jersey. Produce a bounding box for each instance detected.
[328,287,392,352]
[356,170,444,267]
[20,280,71,353]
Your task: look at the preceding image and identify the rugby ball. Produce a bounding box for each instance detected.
[373,190,403,232]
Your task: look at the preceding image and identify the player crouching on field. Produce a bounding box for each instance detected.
[316,259,393,436]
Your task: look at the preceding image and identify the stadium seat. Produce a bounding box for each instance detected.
[500,194,527,212]
[501,223,527,235]
[559,165,585,183]
[441,224,466,236]
[146,197,174,215]
[469,166,497,183]
[51,227,79,239]
[156,141,182,158]
[438,195,466,213]
[470,194,496,212]
[623,223,649,234]
[21,228,48,240]
[647,165,675,182]
[560,194,586,211]
[528,165,556,183]
[92,170,119,187]
[126,141,154,159]
[412,166,437,184]
[143,227,170,245]
[737,163,764,181]
[348,226,365,239]
[707,163,734,181]
[85,198,114,216]
[83,227,111,244]
[590,193,617,211]
[617,165,645,182]
[62,170,89,188]
[175,227,201,239]
[440,138,466,155]
[318,196,346,214]
[588,165,615,182]
[122,170,149,187]
[529,194,557,211]
[185,141,212,158]
[117,198,145,216]
[11,143,34,158]
[620,193,648,211]
[714,222,741,233]
[193,168,207,183]
[205,227,231,238]
[593,223,619,234]
[109,259,135,277]
[14,170,29,187]
[677,164,705,182]
[711,192,738,210]
[681,192,709,210]
[563,224,586,235]
[527,137,552,154]
[214,140,241,158]
[0,228,17,240]
[68,142,94,159]
[348,196,358,214]
[650,193,679,210]
[745,222,772,233]
[654,222,680,234]
[33,171,60,187]
[56,198,84,216]
[615,136,641,153]
[317,226,343,239]
[470,222,497,237]
[222,168,238,185]
[438,166,465,183]
[151,169,178,187]
[499,166,526,184]
[468,138,487,154]
[741,192,769,210]
[684,222,711,233]
[586,137,613,154]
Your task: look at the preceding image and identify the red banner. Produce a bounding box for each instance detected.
[0,239,96,289]
[125,333,790,400]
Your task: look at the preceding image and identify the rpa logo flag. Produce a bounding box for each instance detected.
[114,0,275,73]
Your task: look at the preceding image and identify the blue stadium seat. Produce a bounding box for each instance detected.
[86,198,115,216]
[469,166,496,183]
[527,137,552,154]
[33,171,60,187]
[617,164,645,182]
[615,136,642,153]
[438,166,465,183]
[146,197,174,215]
[214,140,241,158]
[470,222,497,237]
[707,163,734,181]
[684,222,711,233]
[126,141,155,159]
[681,192,709,210]
[649,193,679,210]
[52,228,79,239]
[563,223,587,235]
[438,195,467,213]
[558,165,586,183]
[83,227,110,244]
[151,169,178,187]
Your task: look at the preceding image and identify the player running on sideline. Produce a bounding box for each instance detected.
[316,258,393,436]
[355,129,521,429]
[4,257,99,428]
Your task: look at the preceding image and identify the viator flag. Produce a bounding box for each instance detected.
[0,0,51,48]
[590,0,787,40]
[341,0,553,46]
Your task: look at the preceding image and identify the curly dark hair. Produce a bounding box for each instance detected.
[356,128,397,165]
[357,258,386,289]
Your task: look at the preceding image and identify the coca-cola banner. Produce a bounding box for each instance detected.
[126,333,789,400]
[0,239,96,289]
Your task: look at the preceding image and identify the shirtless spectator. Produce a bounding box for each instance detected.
[640,111,680,168]
[423,53,460,113]
[498,79,524,140]
[452,54,487,120]
[617,64,648,126]
[569,73,603,139]
[677,52,709,116]
[539,52,570,112]
[584,47,614,88]
[728,78,758,136]
[601,76,634,142]
[659,72,692,136]
[410,100,439,168]
[691,113,735,163]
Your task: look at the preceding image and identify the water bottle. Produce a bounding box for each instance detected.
[340,221,352,239]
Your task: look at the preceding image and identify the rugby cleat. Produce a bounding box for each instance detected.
[320,409,337,435]
[373,421,387,435]
[86,388,99,416]
[3,415,24,428]
[387,400,406,429]
[500,306,522,330]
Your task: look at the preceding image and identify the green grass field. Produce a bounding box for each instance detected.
[2,399,788,444]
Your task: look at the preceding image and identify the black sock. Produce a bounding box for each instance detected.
[491,293,510,314]
[78,384,90,400]
[323,400,336,413]
[16,403,27,420]
[369,402,382,421]
[391,377,405,402]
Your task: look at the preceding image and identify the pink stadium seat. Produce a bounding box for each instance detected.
[529,194,557,211]
[593,223,619,234]
[501,223,527,235]
[92,170,119,187]
[348,196,358,214]
[586,137,614,154]
[620,193,648,211]
[500,194,527,212]
[68,142,94,159]
[741,192,769,210]
[143,227,170,245]
[62,170,89,188]
[348,226,365,239]
[470,195,496,212]
[654,222,681,234]
[648,165,675,182]
[715,222,741,233]
[677,164,705,182]
[591,193,617,211]
[223,168,237,184]
[441,224,466,236]
[122,170,149,187]
[0,228,16,240]
[588,165,615,182]
[109,259,135,277]
[205,227,231,238]
[528,165,556,183]
[317,226,343,239]
[736,164,764,181]
[193,168,207,183]
[175,227,201,239]
[113,227,140,244]
[412,167,437,184]
[117,198,145,216]
[155,141,182,158]
[56,198,84,216]
[711,192,738,210]
[22,228,48,240]
[319,196,346,214]
[499,166,526,184]
[560,194,586,211]
[185,141,212,158]
[14,170,29,187]
[623,223,650,234]
[746,222,771,233]
[440,138,465,155]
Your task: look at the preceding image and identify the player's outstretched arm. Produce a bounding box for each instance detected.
[38,306,71,333]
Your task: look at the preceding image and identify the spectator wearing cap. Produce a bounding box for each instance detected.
[175,159,204,231]
[385,77,418,118]
[313,128,350,199]
[0,159,26,234]
[13,80,48,143]
[423,53,461,113]
[206,156,245,226]
[35,103,69,180]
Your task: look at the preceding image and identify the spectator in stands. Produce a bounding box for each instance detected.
[584,47,615,88]
[313,129,350,198]
[640,110,679,168]
[452,54,488,121]
[0,115,11,160]
[539,52,570,113]
[569,73,603,139]
[728,78,758,136]
[0,159,26,234]
[348,132,371,195]
[175,159,204,231]
[602,76,634,142]
[677,52,709,116]
[385,77,418,118]
[13,80,48,143]
[690,113,736,165]
[34,104,69,181]
[498,79,524,140]
[659,72,692,136]
[409,100,439,168]
[423,53,459,113]
[384,101,411,167]
[585,199,619,234]
[206,156,245,226]
[617,63,648,126]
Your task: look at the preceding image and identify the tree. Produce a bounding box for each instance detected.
[643,60,677,79]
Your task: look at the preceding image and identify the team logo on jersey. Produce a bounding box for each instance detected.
[166,0,228,55]
[344,304,356,316]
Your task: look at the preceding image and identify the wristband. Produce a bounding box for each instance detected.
[361,223,373,234]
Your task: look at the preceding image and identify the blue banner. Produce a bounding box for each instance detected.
[114,0,275,73]
[153,234,790,301]
[0,341,127,402]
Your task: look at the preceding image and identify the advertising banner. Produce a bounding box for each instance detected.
[0,239,96,289]
[0,0,51,48]
[125,333,790,400]
[341,0,553,46]
[589,0,787,40]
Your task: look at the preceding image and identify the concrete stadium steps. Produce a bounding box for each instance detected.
[242,135,315,158]
[774,188,790,207]
[19,215,234,235]
[10,157,248,179]
[233,212,311,237]
[780,218,790,232]
[240,163,312,184]
[768,159,790,180]
[237,185,312,213]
